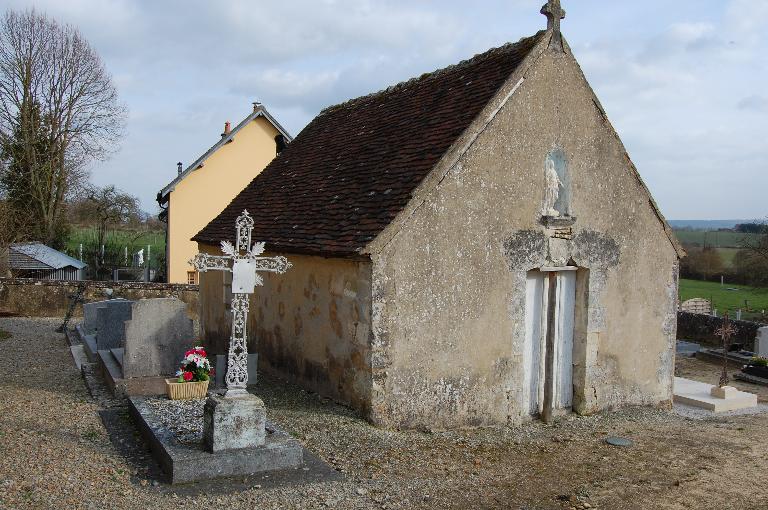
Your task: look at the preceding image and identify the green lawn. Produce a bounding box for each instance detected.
[679,278,768,321]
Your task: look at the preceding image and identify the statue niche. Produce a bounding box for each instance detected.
[541,149,571,219]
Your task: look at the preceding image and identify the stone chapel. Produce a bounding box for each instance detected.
[194,1,683,429]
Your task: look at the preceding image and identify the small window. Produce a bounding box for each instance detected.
[187,271,198,285]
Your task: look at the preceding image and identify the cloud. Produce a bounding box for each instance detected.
[737,95,768,112]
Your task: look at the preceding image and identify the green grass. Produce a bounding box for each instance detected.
[64,227,165,267]
[0,329,10,341]
[679,278,768,321]
[673,230,762,248]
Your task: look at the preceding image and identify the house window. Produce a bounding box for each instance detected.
[187,271,198,285]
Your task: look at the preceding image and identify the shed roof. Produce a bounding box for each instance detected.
[10,243,87,270]
[194,32,545,256]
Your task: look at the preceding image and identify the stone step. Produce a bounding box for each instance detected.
[110,348,124,367]
[97,348,168,398]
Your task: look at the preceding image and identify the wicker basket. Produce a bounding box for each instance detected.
[165,379,209,400]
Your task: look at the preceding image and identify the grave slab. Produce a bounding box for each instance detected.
[129,396,304,484]
[673,377,757,413]
[676,340,700,358]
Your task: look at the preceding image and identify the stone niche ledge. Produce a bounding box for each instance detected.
[129,396,304,484]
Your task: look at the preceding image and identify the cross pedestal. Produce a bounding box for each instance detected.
[203,393,267,451]
[190,210,292,452]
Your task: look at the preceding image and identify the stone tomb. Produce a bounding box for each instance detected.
[78,298,134,359]
[77,298,194,396]
[673,377,757,413]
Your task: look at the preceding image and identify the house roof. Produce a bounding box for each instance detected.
[10,243,87,270]
[194,32,545,256]
[157,105,293,205]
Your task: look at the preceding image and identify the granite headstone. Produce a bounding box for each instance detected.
[95,299,134,351]
[122,298,194,378]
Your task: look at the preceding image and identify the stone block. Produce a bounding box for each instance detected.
[756,327,768,357]
[95,299,134,351]
[122,298,193,378]
[710,385,738,399]
[203,393,266,452]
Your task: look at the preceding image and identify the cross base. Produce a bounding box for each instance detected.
[203,393,266,452]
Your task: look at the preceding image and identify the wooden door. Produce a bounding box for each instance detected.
[523,269,577,417]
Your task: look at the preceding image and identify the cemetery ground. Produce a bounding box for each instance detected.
[2,319,768,510]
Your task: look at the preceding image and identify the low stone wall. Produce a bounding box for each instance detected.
[0,278,199,322]
[677,311,764,350]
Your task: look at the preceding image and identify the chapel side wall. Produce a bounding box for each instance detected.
[369,45,679,429]
[198,243,374,413]
[168,117,280,284]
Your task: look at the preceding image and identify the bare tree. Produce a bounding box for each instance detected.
[79,185,139,278]
[0,9,126,247]
[0,198,30,276]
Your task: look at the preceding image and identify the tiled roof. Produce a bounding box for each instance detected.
[194,32,545,256]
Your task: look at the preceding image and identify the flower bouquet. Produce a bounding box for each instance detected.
[166,346,213,400]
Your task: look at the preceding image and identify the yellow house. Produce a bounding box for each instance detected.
[157,103,291,284]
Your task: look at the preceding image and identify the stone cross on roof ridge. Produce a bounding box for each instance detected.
[541,0,566,34]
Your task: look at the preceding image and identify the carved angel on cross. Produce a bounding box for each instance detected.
[542,158,564,218]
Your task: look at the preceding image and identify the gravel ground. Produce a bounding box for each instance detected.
[144,398,205,445]
[2,317,768,509]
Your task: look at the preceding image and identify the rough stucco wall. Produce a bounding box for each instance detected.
[167,116,279,284]
[369,43,679,429]
[0,278,199,322]
[198,244,373,412]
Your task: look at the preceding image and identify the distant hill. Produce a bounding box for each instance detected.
[668,220,760,230]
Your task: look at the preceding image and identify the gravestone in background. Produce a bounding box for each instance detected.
[756,327,768,358]
[122,298,194,379]
[95,299,134,351]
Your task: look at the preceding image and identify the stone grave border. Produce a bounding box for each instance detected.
[129,396,304,484]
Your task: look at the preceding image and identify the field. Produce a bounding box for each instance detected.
[673,230,762,248]
[64,227,165,268]
[679,278,768,320]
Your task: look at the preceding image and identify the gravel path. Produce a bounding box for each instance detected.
[2,317,768,509]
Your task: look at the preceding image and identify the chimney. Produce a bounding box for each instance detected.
[221,121,232,138]
[252,101,262,112]
[177,162,183,175]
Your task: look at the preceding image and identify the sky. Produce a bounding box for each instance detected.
[4,0,767,220]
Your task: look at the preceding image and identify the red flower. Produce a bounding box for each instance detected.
[183,371,193,382]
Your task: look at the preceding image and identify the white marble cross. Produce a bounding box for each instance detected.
[190,210,292,398]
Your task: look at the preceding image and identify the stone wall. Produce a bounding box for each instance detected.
[677,311,763,350]
[198,247,373,414]
[0,278,199,322]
